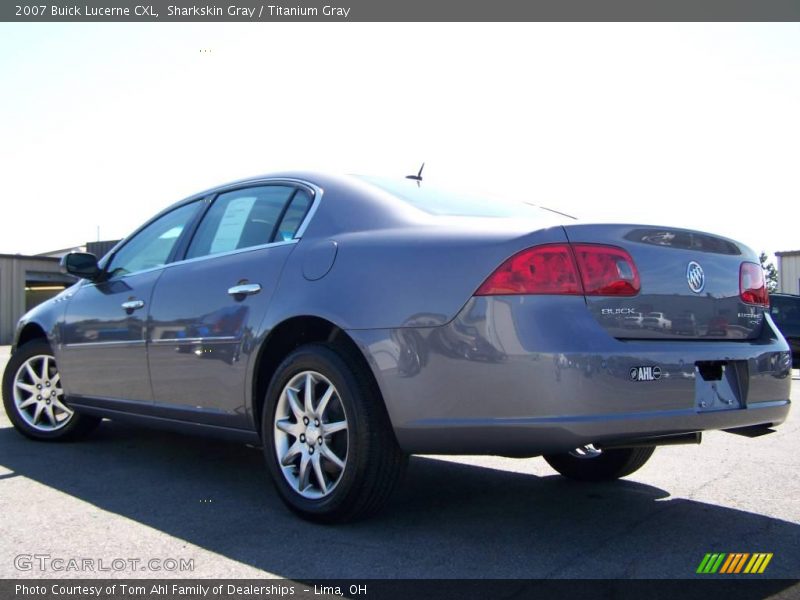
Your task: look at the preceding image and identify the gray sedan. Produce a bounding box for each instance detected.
[2,172,792,522]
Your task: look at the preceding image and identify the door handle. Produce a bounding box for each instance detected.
[121,299,145,311]
[227,283,262,297]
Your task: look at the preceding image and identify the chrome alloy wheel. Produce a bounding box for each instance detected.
[568,444,603,459]
[13,354,73,432]
[273,371,349,499]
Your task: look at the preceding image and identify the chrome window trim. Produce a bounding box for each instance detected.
[82,177,323,286]
[78,238,300,289]
[197,177,322,241]
[163,238,300,272]
[292,183,322,238]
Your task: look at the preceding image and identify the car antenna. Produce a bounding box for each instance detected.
[406,162,425,185]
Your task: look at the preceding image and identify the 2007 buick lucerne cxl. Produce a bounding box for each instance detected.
[2,172,792,522]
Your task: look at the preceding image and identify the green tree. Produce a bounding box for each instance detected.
[759,252,779,293]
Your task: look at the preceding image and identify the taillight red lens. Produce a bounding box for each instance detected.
[475,244,583,295]
[475,243,641,297]
[572,244,640,296]
[740,262,769,306]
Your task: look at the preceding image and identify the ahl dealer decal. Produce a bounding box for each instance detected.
[630,366,662,382]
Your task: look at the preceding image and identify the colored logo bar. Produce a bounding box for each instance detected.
[696,553,773,574]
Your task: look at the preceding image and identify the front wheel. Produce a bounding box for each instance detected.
[544,445,655,482]
[2,340,101,441]
[262,343,407,523]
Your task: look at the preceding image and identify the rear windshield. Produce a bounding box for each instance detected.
[358,176,555,219]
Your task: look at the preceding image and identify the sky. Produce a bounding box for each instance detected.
[0,23,798,259]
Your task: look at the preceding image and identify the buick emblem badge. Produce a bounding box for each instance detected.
[686,261,705,294]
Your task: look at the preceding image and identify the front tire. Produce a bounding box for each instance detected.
[544,445,655,482]
[2,340,101,441]
[262,343,407,523]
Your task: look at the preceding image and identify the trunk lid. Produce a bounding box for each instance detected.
[563,224,766,340]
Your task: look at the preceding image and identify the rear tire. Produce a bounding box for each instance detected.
[262,343,407,523]
[2,340,101,441]
[544,446,655,482]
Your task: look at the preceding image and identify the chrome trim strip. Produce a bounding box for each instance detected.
[64,337,242,347]
[150,336,239,345]
[84,240,299,284]
[293,181,323,238]
[62,340,146,348]
[181,176,323,240]
[163,238,299,272]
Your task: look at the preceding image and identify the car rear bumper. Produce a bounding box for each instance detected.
[387,400,790,456]
[350,296,793,455]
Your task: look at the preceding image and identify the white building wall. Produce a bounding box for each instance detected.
[0,255,67,345]
[776,253,800,295]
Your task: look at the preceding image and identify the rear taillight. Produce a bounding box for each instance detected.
[572,244,640,296]
[740,262,769,306]
[475,244,582,295]
[475,243,640,297]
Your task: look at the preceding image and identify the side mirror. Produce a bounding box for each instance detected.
[61,252,101,280]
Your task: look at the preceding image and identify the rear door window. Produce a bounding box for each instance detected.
[186,186,295,260]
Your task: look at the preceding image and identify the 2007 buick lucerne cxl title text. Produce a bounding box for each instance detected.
[2,172,792,523]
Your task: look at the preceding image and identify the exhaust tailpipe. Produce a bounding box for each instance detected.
[598,432,701,450]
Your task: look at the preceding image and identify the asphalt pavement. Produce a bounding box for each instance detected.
[1,345,798,579]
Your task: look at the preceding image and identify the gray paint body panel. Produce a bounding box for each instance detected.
[147,242,296,428]
[9,171,792,454]
[349,297,791,455]
[563,223,763,340]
